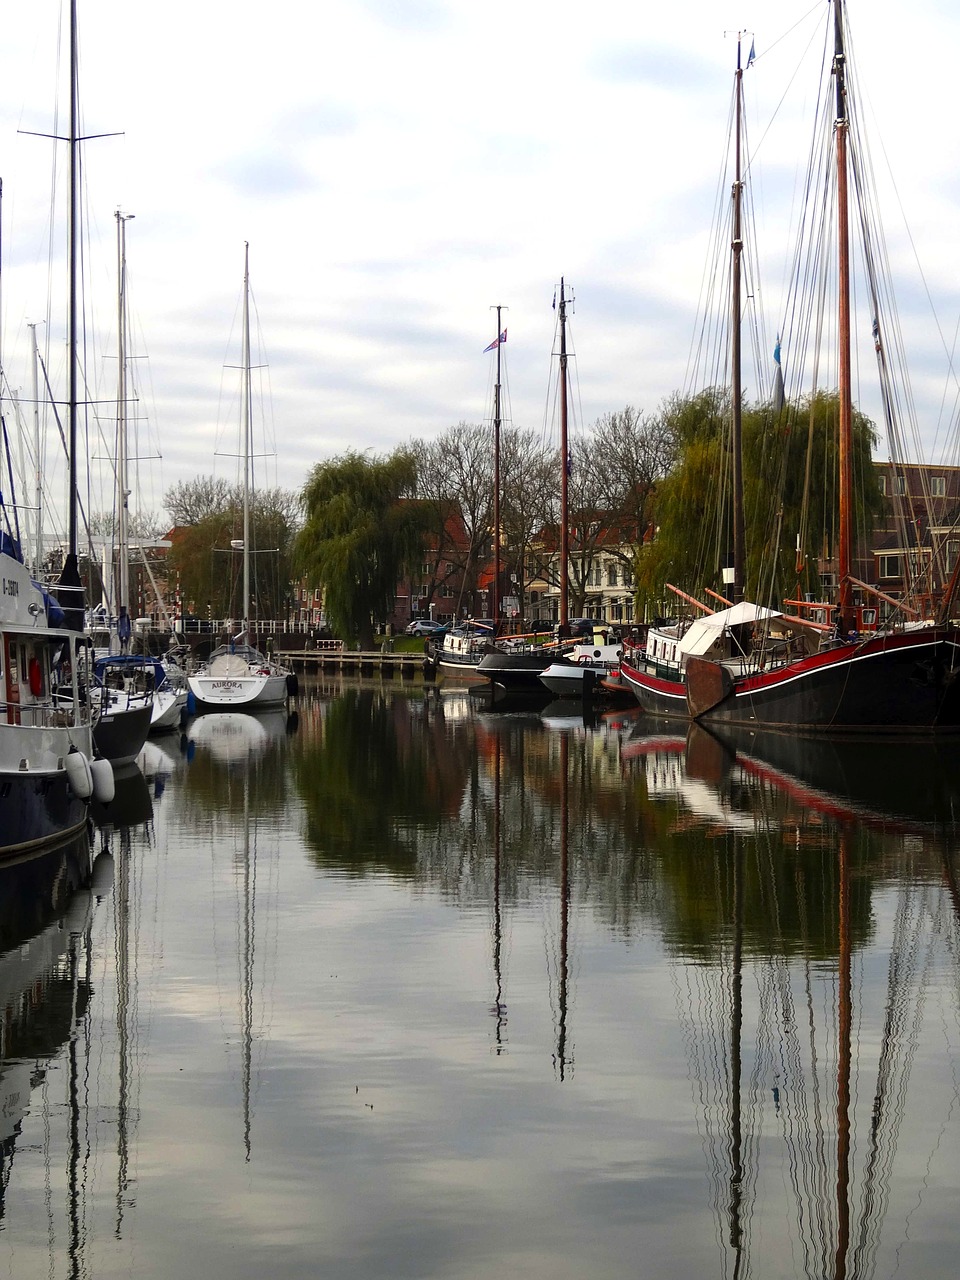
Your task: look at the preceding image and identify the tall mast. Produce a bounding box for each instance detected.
[115,211,133,624]
[28,322,42,576]
[241,242,252,645]
[834,0,853,614]
[57,0,84,628]
[730,39,746,603]
[492,304,502,634]
[558,279,569,630]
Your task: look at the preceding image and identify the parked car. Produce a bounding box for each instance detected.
[555,617,597,639]
[405,619,444,636]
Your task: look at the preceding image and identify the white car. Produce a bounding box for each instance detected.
[405,620,443,636]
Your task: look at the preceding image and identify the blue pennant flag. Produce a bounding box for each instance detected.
[483,328,507,353]
[772,334,785,413]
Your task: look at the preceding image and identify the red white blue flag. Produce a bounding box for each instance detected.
[483,328,507,353]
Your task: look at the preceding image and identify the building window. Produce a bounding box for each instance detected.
[932,475,946,497]
[896,476,906,496]
[607,563,618,587]
[878,554,901,579]
[878,474,887,495]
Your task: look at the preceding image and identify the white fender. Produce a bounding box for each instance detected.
[64,888,93,935]
[91,851,115,900]
[65,749,94,800]
[90,756,115,804]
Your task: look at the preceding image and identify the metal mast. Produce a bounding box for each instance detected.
[115,211,134,625]
[835,0,853,616]
[57,0,84,628]
[730,39,746,602]
[492,304,503,634]
[241,243,252,645]
[558,279,569,630]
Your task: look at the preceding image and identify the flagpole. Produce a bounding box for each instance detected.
[486,311,506,635]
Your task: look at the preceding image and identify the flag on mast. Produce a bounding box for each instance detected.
[772,334,785,413]
[483,328,507,353]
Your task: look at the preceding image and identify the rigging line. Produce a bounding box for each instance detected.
[853,880,937,1276]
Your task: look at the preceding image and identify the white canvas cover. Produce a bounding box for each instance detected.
[208,653,251,678]
[676,602,783,657]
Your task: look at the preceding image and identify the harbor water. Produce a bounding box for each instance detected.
[1,676,959,1279]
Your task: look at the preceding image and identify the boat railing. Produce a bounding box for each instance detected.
[1,699,90,729]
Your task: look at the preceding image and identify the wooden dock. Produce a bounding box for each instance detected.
[279,648,432,678]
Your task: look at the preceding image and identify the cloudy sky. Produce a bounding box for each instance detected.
[1,0,958,530]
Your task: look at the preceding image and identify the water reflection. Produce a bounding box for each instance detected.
[182,709,297,821]
[182,710,293,1163]
[621,719,960,1278]
[2,686,960,1278]
[0,830,95,1236]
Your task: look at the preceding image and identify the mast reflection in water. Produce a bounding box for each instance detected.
[0,686,959,1278]
[621,717,960,1279]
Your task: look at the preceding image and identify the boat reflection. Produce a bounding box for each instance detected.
[0,830,96,1230]
[186,709,295,763]
[181,710,296,820]
[91,761,153,832]
[620,719,960,1277]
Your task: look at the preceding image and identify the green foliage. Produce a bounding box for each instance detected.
[634,389,882,611]
[169,487,298,621]
[294,449,430,648]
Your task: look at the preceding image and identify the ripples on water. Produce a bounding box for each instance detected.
[1,677,960,1279]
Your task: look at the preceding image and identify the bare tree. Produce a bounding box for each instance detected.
[410,423,493,612]
[164,476,233,525]
[499,429,555,626]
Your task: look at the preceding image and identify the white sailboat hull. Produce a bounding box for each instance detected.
[150,687,188,732]
[188,670,289,709]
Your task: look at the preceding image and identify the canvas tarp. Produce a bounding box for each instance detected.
[676,601,783,657]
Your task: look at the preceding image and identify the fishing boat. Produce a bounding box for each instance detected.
[187,246,293,712]
[0,0,114,854]
[620,11,960,734]
[0,532,105,852]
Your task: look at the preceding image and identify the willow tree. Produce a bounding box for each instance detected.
[634,389,883,614]
[295,449,429,648]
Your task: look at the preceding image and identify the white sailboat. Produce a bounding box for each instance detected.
[188,245,292,711]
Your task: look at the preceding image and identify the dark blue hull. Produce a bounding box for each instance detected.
[0,770,89,857]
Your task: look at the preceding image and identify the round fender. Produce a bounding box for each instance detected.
[65,748,94,800]
[90,756,116,805]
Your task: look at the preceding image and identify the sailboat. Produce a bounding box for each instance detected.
[187,245,293,711]
[620,10,960,734]
[429,310,507,676]
[0,0,112,853]
[476,279,577,699]
[91,212,155,763]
